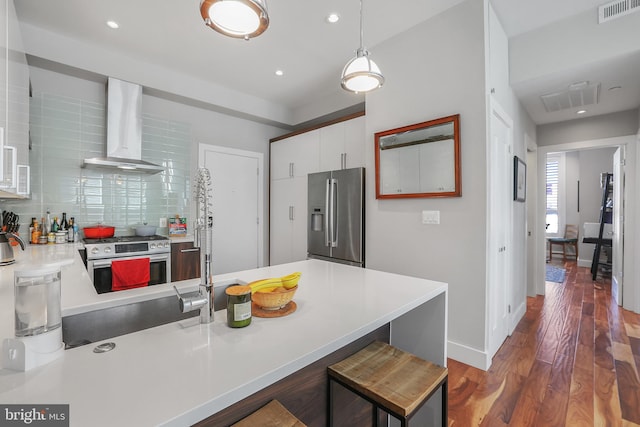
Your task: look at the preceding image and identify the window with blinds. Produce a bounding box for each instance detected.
[546,156,560,234]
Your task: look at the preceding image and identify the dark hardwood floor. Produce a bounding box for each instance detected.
[448,260,640,426]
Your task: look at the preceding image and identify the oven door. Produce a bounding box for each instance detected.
[88,254,171,294]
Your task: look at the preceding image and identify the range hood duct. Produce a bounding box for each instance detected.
[82,78,164,174]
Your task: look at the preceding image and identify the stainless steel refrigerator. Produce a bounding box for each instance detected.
[307,167,364,267]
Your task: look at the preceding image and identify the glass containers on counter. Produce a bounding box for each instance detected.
[226,285,252,328]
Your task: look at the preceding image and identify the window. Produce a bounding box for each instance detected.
[546,155,560,234]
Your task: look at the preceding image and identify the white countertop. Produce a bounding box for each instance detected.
[0,247,447,426]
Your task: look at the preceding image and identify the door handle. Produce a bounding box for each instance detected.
[329,178,338,248]
[325,179,330,246]
[180,248,200,253]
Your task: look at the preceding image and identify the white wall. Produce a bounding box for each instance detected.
[364,0,489,367]
[538,109,639,146]
[20,23,293,127]
[510,9,640,87]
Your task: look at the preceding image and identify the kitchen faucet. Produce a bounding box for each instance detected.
[173,167,214,324]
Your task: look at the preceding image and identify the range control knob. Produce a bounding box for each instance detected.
[91,247,99,255]
[104,247,112,254]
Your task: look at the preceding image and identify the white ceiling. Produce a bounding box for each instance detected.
[14,0,640,127]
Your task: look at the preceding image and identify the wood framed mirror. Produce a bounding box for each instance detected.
[375,114,461,199]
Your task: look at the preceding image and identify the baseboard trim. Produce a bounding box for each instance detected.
[447,340,491,371]
[577,258,591,268]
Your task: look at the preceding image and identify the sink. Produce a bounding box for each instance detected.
[62,282,239,349]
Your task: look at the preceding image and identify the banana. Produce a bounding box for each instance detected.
[248,272,301,293]
[281,272,301,289]
[248,278,282,294]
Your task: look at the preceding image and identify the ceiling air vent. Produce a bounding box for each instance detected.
[540,82,601,113]
[599,0,640,23]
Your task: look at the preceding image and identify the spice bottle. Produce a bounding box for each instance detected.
[60,213,68,231]
[226,285,252,328]
[67,217,75,243]
[51,217,59,233]
[31,220,41,244]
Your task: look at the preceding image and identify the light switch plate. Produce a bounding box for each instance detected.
[422,210,440,225]
[159,217,167,227]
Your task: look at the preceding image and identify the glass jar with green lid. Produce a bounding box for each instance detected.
[226,285,252,328]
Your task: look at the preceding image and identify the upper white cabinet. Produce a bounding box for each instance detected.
[0,0,30,197]
[319,115,365,171]
[270,131,320,180]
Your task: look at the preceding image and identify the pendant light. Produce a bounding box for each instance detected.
[200,0,269,40]
[341,0,384,93]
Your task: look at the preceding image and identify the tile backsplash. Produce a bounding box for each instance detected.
[2,92,192,236]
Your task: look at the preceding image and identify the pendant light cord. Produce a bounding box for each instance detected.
[359,0,364,50]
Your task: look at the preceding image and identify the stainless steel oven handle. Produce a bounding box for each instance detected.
[90,254,169,268]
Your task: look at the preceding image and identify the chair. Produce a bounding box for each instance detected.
[231,400,306,427]
[548,224,579,261]
[328,341,448,427]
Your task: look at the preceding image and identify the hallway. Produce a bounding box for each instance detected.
[448,262,640,426]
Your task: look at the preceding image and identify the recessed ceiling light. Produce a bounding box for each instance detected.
[577,109,587,115]
[275,70,284,77]
[106,20,119,29]
[326,13,340,23]
[608,85,622,91]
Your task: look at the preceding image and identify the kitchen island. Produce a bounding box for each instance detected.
[0,245,447,426]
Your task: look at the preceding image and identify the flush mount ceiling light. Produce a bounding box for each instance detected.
[200,0,269,40]
[341,0,384,93]
[106,20,119,29]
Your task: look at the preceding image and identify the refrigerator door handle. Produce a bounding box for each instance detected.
[324,179,331,247]
[329,178,338,248]
[331,179,338,248]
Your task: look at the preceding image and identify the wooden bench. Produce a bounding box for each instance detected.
[327,341,448,427]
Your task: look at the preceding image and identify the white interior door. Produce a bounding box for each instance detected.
[488,99,513,358]
[613,147,624,305]
[201,144,263,274]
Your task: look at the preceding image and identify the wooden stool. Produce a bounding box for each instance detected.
[231,400,307,427]
[327,341,448,427]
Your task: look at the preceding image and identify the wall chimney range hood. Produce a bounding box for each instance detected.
[82,78,164,174]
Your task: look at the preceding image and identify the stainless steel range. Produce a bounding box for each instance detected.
[84,235,171,294]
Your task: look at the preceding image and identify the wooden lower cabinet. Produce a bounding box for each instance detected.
[194,325,390,427]
[171,242,200,282]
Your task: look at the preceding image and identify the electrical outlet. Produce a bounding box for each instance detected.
[159,217,167,227]
[422,210,440,225]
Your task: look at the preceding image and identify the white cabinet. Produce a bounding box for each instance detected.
[319,115,366,171]
[269,177,308,265]
[269,115,365,265]
[269,129,320,265]
[270,131,320,180]
[0,0,30,197]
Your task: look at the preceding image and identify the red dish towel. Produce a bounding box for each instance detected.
[111,258,150,291]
